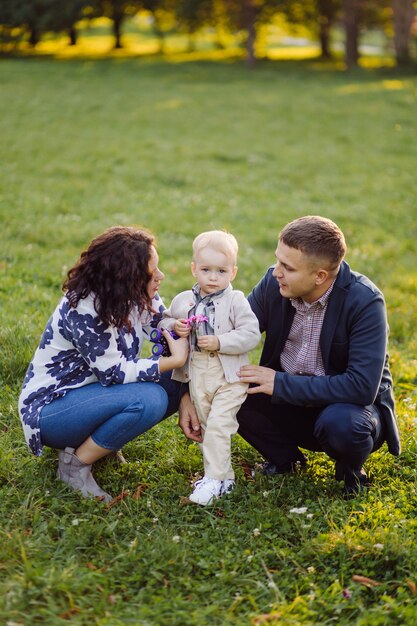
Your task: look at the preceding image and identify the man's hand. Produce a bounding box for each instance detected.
[197,335,220,351]
[178,393,203,442]
[238,365,275,396]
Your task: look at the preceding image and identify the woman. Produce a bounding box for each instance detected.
[19,226,189,502]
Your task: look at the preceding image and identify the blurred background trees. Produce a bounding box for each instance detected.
[0,0,415,67]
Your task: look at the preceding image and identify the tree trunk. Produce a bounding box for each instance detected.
[68,26,77,46]
[187,33,196,53]
[113,15,123,49]
[243,0,256,67]
[151,12,165,54]
[29,27,39,47]
[154,27,165,54]
[318,16,332,59]
[342,0,360,68]
[393,0,414,65]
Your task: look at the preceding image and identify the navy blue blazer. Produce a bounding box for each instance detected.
[248,261,400,455]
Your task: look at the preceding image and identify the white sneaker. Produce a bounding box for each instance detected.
[189,477,223,506]
[221,479,235,495]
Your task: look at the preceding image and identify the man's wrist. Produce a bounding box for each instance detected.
[179,384,190,400]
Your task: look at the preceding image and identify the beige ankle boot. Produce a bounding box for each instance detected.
[57,447,113,503]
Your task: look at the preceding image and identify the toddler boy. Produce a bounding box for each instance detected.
[161,231,260,505]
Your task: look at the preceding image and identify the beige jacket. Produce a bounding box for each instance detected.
[161,285,261,383]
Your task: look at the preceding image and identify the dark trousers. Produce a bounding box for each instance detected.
[237,393,385,472]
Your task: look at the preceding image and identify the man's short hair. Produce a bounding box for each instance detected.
[280,216,346,269]
[192,230,238,265]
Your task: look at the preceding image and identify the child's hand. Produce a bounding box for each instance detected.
[197,335,220,351]
[174,318,190,337]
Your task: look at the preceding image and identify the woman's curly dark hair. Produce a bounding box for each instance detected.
[63,226,156,328]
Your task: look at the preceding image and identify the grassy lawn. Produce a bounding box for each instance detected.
[0,46,417,625]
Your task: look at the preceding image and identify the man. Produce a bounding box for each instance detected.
[179,216,400,496]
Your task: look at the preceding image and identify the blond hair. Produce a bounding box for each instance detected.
[192,230,238,264]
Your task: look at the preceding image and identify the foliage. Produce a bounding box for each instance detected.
[0,55,416,625]
[1,0,414,65]
[0,0,89,46]
[96,0,143,47]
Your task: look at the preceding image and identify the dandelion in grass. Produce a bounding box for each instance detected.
[72,518,80,526]
[373,543,384,550]
[152,517,159,524]
[172,535,180,543]
[262,491,269,498]
[253,528,261,536]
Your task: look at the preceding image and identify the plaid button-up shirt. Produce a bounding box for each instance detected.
[280,281,335,376]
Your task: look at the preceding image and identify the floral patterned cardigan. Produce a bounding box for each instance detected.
[19,292,165,456]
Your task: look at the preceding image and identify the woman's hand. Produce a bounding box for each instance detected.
[178,393,202,442]
[158,330,189,372]
[174,318,191,338]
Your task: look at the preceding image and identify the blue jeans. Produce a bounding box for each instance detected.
[39,373,182,451]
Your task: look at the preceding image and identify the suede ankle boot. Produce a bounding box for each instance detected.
[57,447,113,503]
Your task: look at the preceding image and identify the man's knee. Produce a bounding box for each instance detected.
[237,393,268,426]
[313,404,374,454]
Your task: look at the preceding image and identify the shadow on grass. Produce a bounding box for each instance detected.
[2,39,413,81]
[3,50,415,94]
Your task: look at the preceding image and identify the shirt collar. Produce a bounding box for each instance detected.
[290,279,336,311]
[192,283,229,303]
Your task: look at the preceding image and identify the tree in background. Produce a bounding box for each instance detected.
[218,0,281,65]
[89,0,157,51]
[96,0,142,48]
[141,0,178,54]
[279,0,341,59]
[342,0,393,68]
[342,0,360,67]
[316,0,340,57]
[0,0,21,47]
[174,0,213,51]
[0,0,89,47]
[392,0,415,64]
[1,0,415,65]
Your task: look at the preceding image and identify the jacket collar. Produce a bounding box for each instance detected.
[320,261,350,368]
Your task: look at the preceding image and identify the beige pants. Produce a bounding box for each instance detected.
[189,351,248,481]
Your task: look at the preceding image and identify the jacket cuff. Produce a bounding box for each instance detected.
[271,371,283,404]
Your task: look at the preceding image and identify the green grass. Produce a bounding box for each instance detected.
[0,48,417,625]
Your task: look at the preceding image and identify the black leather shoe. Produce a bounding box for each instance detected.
[258,457,306,476]
[336,463,371,498]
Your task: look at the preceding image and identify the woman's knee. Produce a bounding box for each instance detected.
[126,383,168,422]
